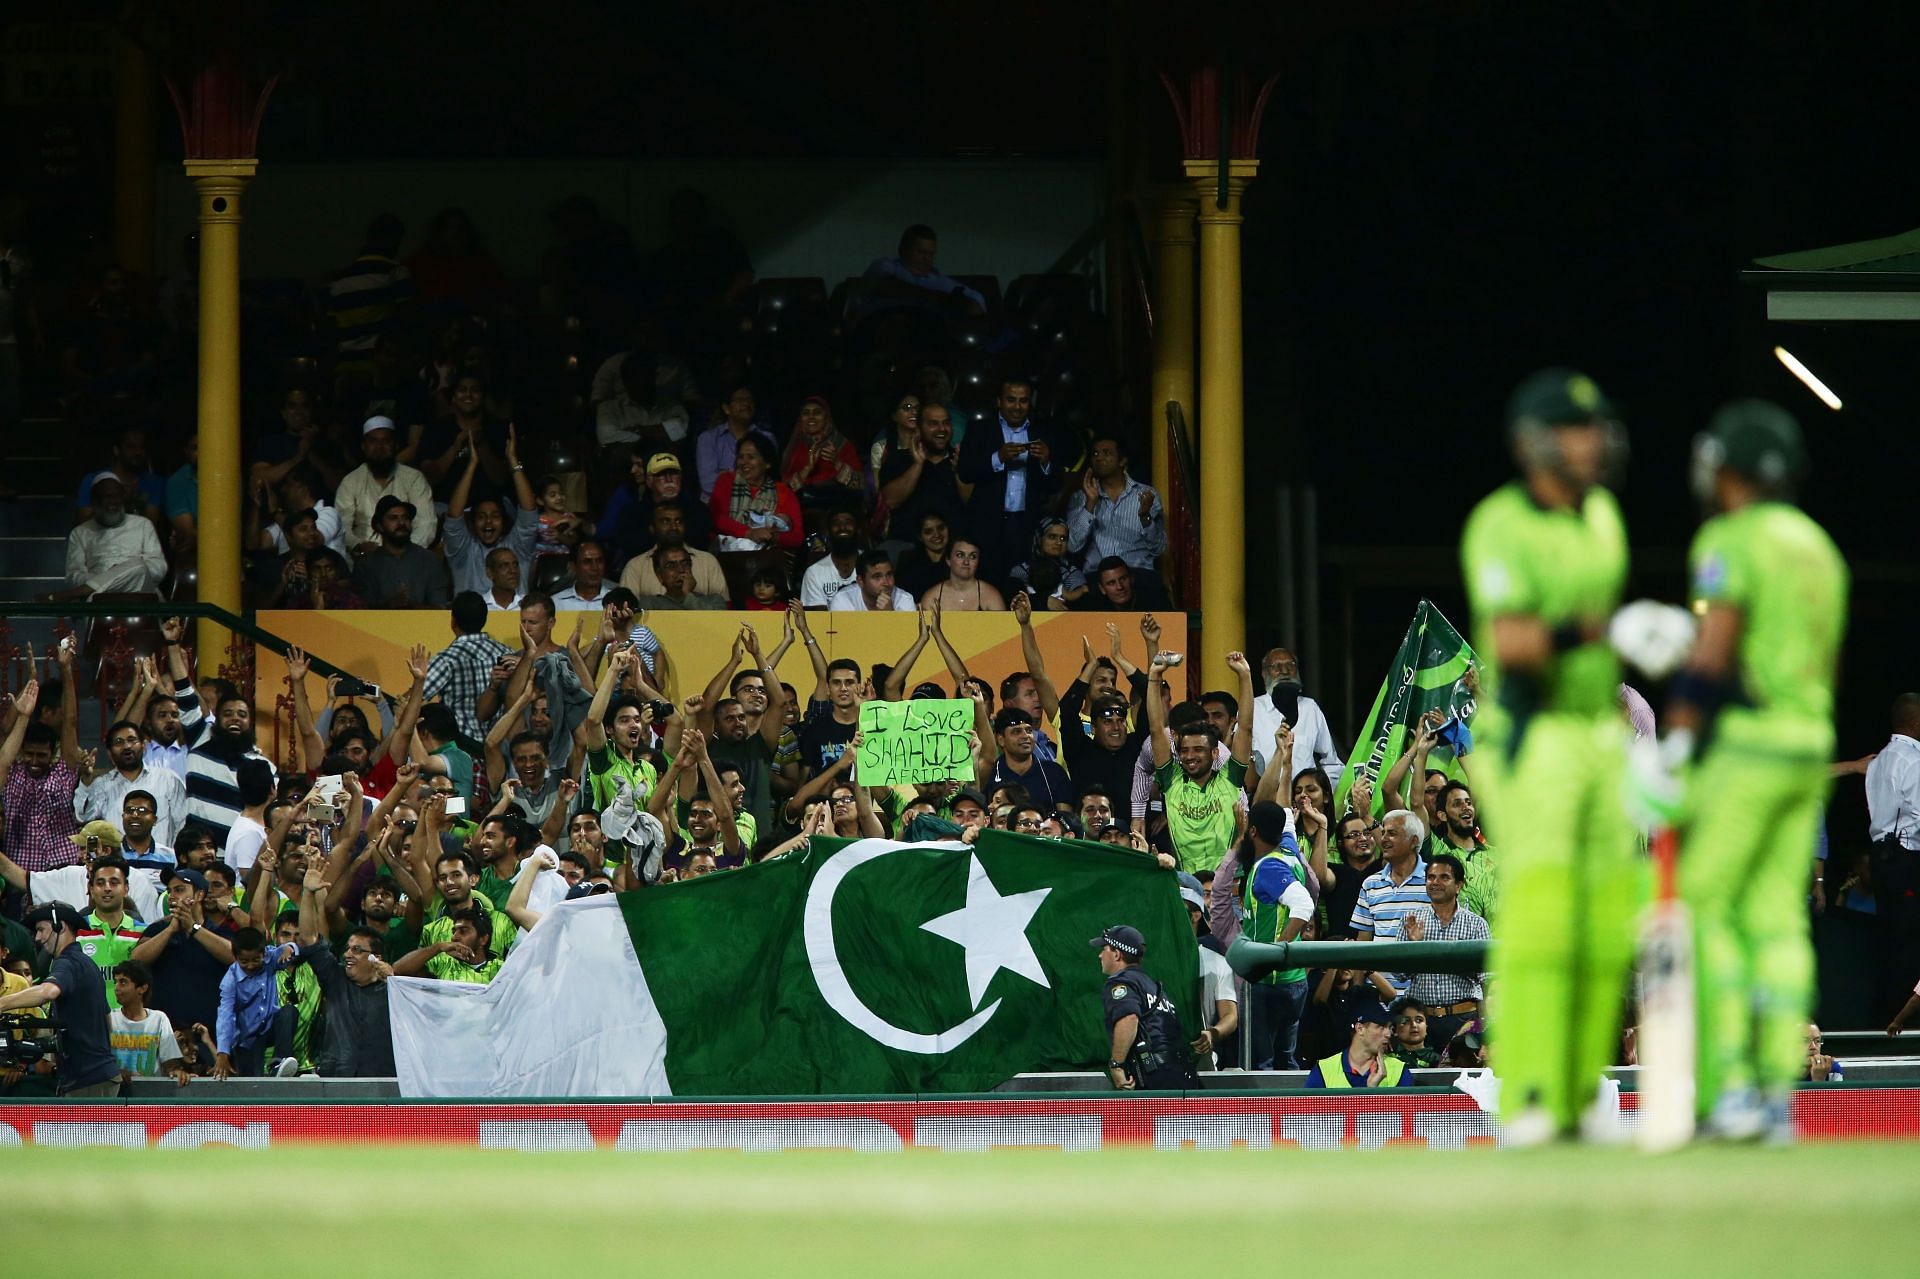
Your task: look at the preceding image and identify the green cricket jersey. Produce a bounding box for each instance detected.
[1461,481,1627,718]
[1688,501,1847,754]
[1154,756,1248,873]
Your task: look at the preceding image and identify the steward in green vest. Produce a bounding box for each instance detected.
[1305,1000,1413,1088]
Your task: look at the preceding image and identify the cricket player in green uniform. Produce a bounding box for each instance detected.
[1460,368,1635,1144]
[1640,400,1846,1139]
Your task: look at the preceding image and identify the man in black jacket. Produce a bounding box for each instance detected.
[958,378,1069,586]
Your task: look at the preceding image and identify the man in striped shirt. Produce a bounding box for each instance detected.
[325,213,413,362]
[160,618,276,850]
[1066,433,1167,574]
[1349,808,1430,996]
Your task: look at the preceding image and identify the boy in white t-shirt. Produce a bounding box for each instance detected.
[108,960,189,1084]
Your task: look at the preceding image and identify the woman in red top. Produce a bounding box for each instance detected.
[780,396,865,510]
[710,435,805,551]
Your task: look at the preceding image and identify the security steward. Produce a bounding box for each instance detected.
[1092,924,1194,1090]
[1304,1000,1413,1088]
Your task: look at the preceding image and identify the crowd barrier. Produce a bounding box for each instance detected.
[5,1085,1916,1150]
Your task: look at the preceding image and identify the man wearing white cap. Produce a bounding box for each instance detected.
[48,472,167,601]
[337,415,437,554]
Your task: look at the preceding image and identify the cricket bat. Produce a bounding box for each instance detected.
[1636,828,1695,1151]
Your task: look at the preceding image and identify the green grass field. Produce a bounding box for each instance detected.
[5,1141,1916,1276]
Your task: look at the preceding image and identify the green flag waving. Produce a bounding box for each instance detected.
[389,832,1198,1097]
[1333,600,1477,819]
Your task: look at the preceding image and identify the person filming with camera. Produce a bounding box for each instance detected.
[0,902,121,1096]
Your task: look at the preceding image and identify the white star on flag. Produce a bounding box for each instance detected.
[919,853,1053,1009]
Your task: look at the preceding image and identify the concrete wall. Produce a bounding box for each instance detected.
[153,158,1105,286]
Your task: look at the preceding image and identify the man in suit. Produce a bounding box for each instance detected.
[959,377,1067,588]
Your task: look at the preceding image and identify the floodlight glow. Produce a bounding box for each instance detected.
[1773,346,1843,411]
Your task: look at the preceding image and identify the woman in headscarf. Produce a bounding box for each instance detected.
[780,395,864,511]
[1008,516,1087,610]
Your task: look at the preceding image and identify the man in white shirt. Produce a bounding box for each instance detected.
[482,546,524,612]
[76,720,187,846]
[551,540,614,609]
[1867,694,1920,853]
[830,550,915,612]
[336,416,438,552]
[1867,693,1920,1020]
[51,474,166,601]
[799,509,862,607]
[266,471,347,557]
[1249,647,1345,786]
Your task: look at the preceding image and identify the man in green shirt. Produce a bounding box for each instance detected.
[1147,650,1255,873]
[1643,400,1847,1139]
[1460,368,1634,1144]
[395,906,504,985]
[580,647,661,867]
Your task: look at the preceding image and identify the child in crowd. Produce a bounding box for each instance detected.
[109,960,190,1085]
[744,567,789,611]
[1389,999,1442,1069]
[532,474,589,560]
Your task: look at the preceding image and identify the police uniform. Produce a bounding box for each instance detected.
[1093,925,1193,1090]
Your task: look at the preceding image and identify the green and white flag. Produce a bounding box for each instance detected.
[1332,600,1477,819]
[389,833,1196,1097]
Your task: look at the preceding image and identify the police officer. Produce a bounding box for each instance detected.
[0,903,121,1096]
[1092,924,1193,1090]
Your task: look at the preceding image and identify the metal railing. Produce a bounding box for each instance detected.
[0,601,361,770]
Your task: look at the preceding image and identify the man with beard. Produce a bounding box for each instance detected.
[51,473,167,601]
[74,425,167,523]
[878,401,972,541]
[1,676,85,872]
[76,720,186,847]
[1249,647,1345,787]
[337,415,437,553]
[603,452,715,565]
[798,506,864,606]
[617,499,727,597]
[142,691,188,779]
[160,617,277,850]
[351,495,450,608]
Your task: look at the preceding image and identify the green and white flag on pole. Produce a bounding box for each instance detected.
[1332,599,1478,819]
[389,833,1196,1097]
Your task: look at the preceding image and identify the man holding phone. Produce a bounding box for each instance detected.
[959,378,1068,585]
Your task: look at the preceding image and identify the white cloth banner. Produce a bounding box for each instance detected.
[388,894,672,1098]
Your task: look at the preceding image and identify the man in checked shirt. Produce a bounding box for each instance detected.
[1400,852,1490,1050]
[426,592,512,747]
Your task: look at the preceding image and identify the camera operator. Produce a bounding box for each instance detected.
[0,903,120,1096]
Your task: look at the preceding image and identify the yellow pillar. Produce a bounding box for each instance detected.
[187,160,255,671]
[1184,159,1257,689]
[1147,190,1196,504]
[113,31,156,276]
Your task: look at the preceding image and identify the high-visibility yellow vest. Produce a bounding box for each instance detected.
[1315,1052,1406,1088]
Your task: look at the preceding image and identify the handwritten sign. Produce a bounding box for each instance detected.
[855,699,974,787]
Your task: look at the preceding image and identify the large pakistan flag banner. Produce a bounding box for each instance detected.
[389,833,1197,1097]
[1332,600,1477,819]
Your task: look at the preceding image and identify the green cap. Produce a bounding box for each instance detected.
[1699,398,1806,490]
[1506,367,1615,435]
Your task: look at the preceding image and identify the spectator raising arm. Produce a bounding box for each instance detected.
[1381,710,1442,829]
[881,608,935,701]
[54,639,84,772]
[1011,592,1061,727]
[504,847,558,933]
[789,601,830,701]
[1146,653,1172,772]
[579,647,637,754]
[927,599,971,694]
[285,646,326,773]
[687,730,743,860]
[0,680,39,785]
[1225,651,1256,766]
[483,680,538,789]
